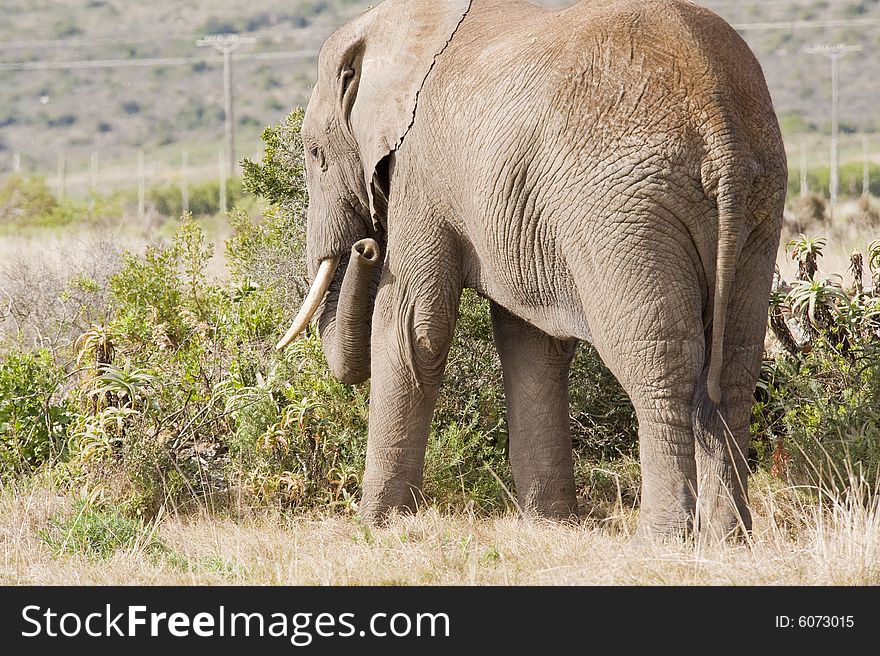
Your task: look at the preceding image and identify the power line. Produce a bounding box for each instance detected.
[0,28,315,51]
[0,50,317,72]
[0,8,877,52]
[734,17,880,31]
[0,14,877,57]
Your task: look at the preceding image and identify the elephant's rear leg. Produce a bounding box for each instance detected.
[695,215,780,540]
[490,302,578,519]
[581,248,706,538]
[622,337,704,538]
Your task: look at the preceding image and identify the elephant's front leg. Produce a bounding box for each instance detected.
[358,240,462,525]
[490,303,579,518]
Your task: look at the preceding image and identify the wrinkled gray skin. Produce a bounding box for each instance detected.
[294,0,786,540]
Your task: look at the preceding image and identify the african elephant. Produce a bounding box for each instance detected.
[277,0,787,540]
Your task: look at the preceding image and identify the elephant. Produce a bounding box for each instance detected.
[276,0,787,540]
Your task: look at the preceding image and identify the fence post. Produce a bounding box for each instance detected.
[181,151,189,215]
[864,137,870,198]
[800,142,808,198]
[12,152,21,173]
[137,150,146,220]
[56,152,66,198]
[89,152,98,211]
[219,150,228,215]
[90,152,98,190]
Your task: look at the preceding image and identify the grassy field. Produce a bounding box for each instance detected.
[3,472,878,585]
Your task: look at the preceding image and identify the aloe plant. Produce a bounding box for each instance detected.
[787,275,847,340]
[786,234,826,282]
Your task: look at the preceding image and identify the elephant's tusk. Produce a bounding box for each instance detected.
[276,257,341,350]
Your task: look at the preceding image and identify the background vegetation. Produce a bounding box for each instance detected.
[3,109,880,545]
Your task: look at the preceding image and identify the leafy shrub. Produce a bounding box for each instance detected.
[0,109,639,517]
[148,177,245,218]
[0,175,78,227]
[756,238,880,491]
[425,291,509,510]
[109,218,213,345]
[241,108,307,206]
[25,107,880,524]
[753,339,880,490]
[569,345,638,461]
[0,349,70,477]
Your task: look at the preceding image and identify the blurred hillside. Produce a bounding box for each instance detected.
[0,0,879,185]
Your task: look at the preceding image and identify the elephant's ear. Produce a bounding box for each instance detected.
[340,0,471,225]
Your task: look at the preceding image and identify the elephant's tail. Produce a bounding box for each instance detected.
[706,168,751,404]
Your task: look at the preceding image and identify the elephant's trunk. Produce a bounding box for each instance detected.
[318,238,382,385]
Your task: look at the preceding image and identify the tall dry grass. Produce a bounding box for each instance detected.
[2,472,878,585]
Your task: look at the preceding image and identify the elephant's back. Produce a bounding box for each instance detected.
[419,0,785,229]
[434,0,782,169]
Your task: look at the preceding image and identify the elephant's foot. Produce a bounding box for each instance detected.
[358,479,423,527]
[633,511,695,543]
[517,484,579,522]
[695,494,752,543]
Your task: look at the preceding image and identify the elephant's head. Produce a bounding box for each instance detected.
[276,0,470,383]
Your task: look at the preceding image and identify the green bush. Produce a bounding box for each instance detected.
[148,177,245,218]
[753,337,880,492]
[569,344,638,461]
[754,237,880,491]
[109,217,213,345]
[0,109,639,517]
[0,175,79,227]
[788,161,880,200]
[0,349,70,477]
[28,107,880,523]
[241,108,307,206]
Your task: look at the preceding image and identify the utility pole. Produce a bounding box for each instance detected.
[181,151,189,215]
[800,142,808,198]
[805,43,862,210]
[56,152,66,198]
[196,34,256,179]
[218,150,228,215]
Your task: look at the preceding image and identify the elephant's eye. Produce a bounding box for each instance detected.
[308,144,327,172]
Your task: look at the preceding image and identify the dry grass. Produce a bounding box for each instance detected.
[2,474,878,586]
